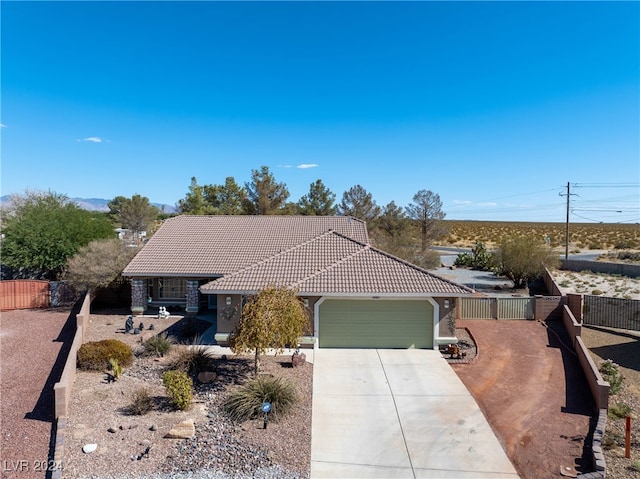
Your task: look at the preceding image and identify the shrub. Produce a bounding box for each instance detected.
[162,370,193,410]
[170,345,215,375]
[608,402,632,419]
[143,332,175,357]
[128,387,154,415]
[591,289,604,296]
[77,339,134,371]
[600,359,624,395]
[224,375,297,423]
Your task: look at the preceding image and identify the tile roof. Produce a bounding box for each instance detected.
[123,215,369,277]
[200,231,474,296]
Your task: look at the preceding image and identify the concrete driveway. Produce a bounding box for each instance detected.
[311,349,519,478]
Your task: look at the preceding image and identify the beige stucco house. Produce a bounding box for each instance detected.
[123,215,473,349]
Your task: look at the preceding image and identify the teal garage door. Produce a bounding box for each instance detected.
[319,299,433,348]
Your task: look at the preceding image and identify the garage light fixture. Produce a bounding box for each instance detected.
[226,296,232,306]
[444,300,450,309]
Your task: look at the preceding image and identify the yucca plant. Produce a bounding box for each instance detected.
[143,332,175,357]
[224,375,297,423]
[170,344,216,375]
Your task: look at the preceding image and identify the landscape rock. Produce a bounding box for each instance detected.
[107,426,117,433]
[82,443,98,454]
[197,370,217,383]
[292,351,306,367]
[149,424,158,431]
[165,419,195,439]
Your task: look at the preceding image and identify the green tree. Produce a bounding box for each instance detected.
[209,177,247,215]
[298,179,338,216]
[492,236,560,289]
[178,177,211,215]
[230,286,308,374]
[370,201,415,260]
[338,185,381,224]
[0,191,114,279]
[376,201,409,239]
[244,166,290,215]
[65,238,140,293]
[108,194,158,240]
[405,190,446,252]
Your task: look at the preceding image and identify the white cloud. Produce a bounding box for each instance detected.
[277,164,293,168]
[452,200,472,205]
[297,163,319,169]
[0,123,6,128]
[77,136,107,143]
[478,202,498,207]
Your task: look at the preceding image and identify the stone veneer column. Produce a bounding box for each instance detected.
[131,279,148,315]
[186,280,200,316]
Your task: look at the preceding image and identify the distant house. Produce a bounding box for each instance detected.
[123,215,473,349]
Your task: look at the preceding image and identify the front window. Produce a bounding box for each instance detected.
[158,278,186,300]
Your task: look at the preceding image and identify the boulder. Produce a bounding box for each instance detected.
[197,371,217,384]
[165,419,195,439]
[292,351,306,367]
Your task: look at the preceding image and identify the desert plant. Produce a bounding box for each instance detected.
[143,332,175,357]
[600,359,624,395]
[108,358,122,380]
[77,339,134,371]
[170,344,216,375]
[128,387,154,415]
[224,374,297,423]
[608,402,632,419]
[591,289,604,296]
[162,370,193,410]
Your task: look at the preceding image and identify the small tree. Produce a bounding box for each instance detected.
[298,179,338,216]
[108,194,158,240]
[65,238,140,293]
[244,166,290,215]
[338,185,381,224]
[230,286,307,374]
[492,236,560,289]
[405,189,446,253]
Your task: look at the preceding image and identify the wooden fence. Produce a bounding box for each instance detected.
[0,280,50,310]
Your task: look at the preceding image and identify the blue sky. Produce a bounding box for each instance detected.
[2,1,638,222]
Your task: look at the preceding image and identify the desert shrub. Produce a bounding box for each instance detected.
[224,375,297,423]
[143,332,175,357]
[454,241,492,271]
[77,339,134,371]
[608,402,632,419]
[162,370,193,410]
[170,345,216,375]
[600,359,624,395]
[128,387,154,415]
[591,289,604,296]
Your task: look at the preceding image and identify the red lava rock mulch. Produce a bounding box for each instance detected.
[452,319,596,479]
[1,307,75,479]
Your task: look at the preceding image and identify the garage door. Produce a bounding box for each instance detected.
[319,299,433,348]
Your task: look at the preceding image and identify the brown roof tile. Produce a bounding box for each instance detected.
[123,215,369,277]
[200,231,473,296]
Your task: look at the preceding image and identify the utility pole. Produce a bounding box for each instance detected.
[559,182,575,260]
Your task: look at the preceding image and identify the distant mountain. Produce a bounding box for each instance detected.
[0,195,178,214]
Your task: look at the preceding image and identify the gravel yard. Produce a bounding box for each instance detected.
[0,308,75,479]
[62,309,312,479]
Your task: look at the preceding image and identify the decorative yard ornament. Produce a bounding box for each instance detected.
[125,315,134,334]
